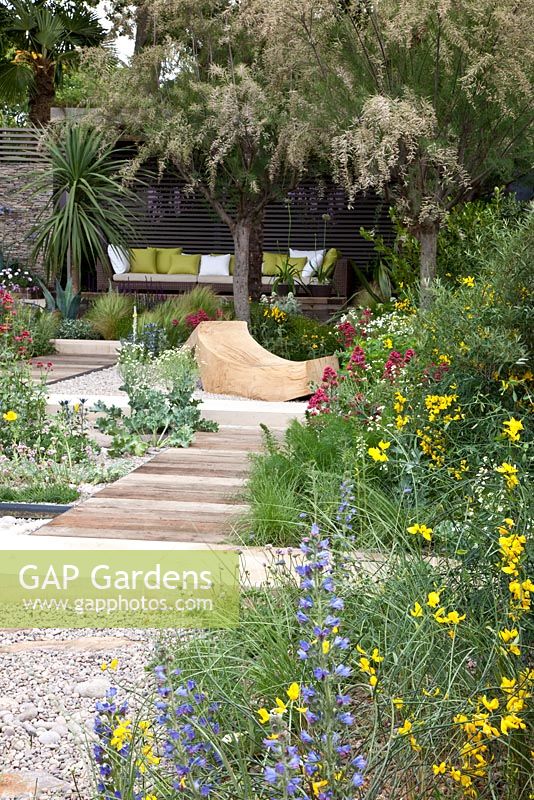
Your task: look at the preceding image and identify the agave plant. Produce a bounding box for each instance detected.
[35,276,81,319]
[30,123,138,294]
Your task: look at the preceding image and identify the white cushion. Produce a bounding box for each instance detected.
[290,248,326,274]
[108,244,130,275]
[199,254,231,277]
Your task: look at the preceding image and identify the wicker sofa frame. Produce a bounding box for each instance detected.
[96,258,352,298]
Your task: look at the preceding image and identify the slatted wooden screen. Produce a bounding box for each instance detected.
[0,127,43,163]
[119,157,393,268]
[0,130,393,275]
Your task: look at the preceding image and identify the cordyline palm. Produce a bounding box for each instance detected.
[0,0,104,125]
[31,123,136,294]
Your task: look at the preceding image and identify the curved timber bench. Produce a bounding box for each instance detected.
[185,320,339,402]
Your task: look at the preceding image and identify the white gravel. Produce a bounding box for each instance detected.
[0,516,51,536]
[0,627,160,799]
[49,365,258,402]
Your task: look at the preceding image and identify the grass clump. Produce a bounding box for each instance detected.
[0,484,78,504]
[137,286,228,346]
[85,289,134,340]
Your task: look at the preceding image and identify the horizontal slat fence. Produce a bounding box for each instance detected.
[0,127,43,163]
[115,154,394,268]
[0,130,393,277]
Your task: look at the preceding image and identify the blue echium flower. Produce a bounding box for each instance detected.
[154,666,222,797]
[260,524,366,798]
[92,688,139,800]
[336,481,357,535]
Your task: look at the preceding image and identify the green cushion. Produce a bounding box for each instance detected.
[262,253,308,277]
[281,256,307,275]
[168,253,201,275]
[130,247,157,274]
[262,252,285,276]
[321,248,341,277]
[156,247,183,274]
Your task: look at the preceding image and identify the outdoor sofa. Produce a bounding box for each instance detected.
[101,246,351,297]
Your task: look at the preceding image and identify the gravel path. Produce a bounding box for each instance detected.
[0,516,161,799]
[0,628,159,800]
[50,365,259,402]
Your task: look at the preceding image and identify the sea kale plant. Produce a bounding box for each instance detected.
[94,342,217,456]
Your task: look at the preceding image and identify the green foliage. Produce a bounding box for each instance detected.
[85,290,134,340]
[423,208,533,395]
[271,256,302,295]
[137,287,227,347]
[7,301,58,357]
[0,1,104,123]
[56,317,97,340]
[357,212,420,298]
[437,190,528,283]
[94,345,217,456]
[245,210,533,550]
[0,362,97,464]
[0,484,78,504]
[30,124,136,288]
[250,301,339,361]
[36,276,81,319]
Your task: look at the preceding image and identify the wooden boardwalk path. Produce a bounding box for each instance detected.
[31,353,116,384]
[34,427,264,543]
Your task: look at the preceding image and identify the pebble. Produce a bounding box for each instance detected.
[74,677,110,699]
[0,628,159,796]
[36,730,61,748]
[18,702,38,722]
[50,364,272,402]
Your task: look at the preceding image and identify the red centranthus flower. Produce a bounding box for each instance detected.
[307,386,331,415]
[337,321,357,349]
[347,346,368,375]
[185,309,211,329]
[383,349,415,381]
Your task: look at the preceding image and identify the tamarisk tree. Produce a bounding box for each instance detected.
[91,0,321,321]
[254,0,534,306]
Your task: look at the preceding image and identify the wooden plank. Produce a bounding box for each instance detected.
[34,428,256,543]
[36,526,232,543]
[30,353,117,384]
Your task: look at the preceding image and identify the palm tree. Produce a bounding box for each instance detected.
[0,0,104,126]
[31,123,137,294]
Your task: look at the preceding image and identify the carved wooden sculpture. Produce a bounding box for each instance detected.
[185,321,338,401]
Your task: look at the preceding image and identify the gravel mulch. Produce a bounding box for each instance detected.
[49,365,258,402]
[0,627,159,799]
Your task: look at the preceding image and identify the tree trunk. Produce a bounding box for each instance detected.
[248,211,264,302]
[28,61,55,126]
[134,2,151,52]
[233,219,253,323]
[67,244,81,295]
[416,222,439,310]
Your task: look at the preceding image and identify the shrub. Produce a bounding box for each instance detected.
[10,302,59,357]
[56,318,98,339]
[437,189,527,283]
[138,287,228,347]
[85,290,134,340]
[94,344,217,455]
[250,301,339,361]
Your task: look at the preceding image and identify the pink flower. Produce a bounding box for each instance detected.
[185,309,211,329]
[337,321,357,349]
